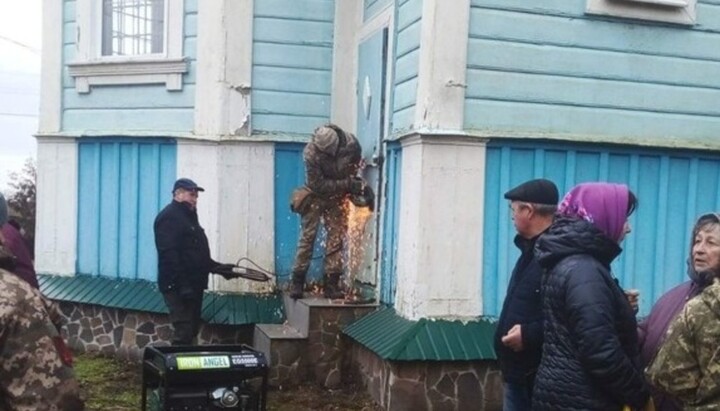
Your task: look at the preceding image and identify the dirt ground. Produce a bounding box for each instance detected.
[74,352,382,411]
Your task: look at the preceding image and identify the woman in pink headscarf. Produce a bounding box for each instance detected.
[532,183,651,411]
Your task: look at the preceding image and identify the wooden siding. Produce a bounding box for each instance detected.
[61,0,197,133]
[364,0,393,22]
[252,0,335,135]
[391,0,421,133]
[483,140,720,317]
[76,139,176,280]
[273,143,326,283]
[380,143,402,305]
[465,0,720,144]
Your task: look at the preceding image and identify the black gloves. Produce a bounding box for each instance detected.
[349,177,364,195]
[211,263,238,279]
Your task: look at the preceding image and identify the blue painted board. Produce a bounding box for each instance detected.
[273,144,326,283]
[364,0,392,22]
[381,144,402,305]
[483,140,720,317]
[252,1,335,135]
[77,139,176,280]
[64,108,195,133]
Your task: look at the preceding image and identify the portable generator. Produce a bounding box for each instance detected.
[141,344,268,411]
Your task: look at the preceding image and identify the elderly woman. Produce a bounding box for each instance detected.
[646,214,720,410]
[638,213,719,411]
[532,182,651,411]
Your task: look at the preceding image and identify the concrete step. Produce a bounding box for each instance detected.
[253,323,306,388]
[254,292,378,389]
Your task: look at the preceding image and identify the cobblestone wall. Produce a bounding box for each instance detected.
[346,342,503,411]
[57,302,254,361]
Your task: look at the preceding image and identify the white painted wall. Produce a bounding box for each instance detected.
[395,135,485,320]
[177,141,275,293]
[330,0,362,131]
[414,0,470,131]
[35,138,78,275]
[39,0,62,134]
[194,0,254,137]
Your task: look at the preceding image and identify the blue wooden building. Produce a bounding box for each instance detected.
[37,0,720,409]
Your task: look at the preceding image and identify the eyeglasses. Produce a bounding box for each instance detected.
[509,202,530,215]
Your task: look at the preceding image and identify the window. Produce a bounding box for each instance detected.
[68,0,187,93]
[101,0,165,56]
[586,0,697,25]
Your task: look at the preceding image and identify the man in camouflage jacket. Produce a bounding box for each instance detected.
[0,268,84,410]
[647,250,720,409]
[290,124,363,299]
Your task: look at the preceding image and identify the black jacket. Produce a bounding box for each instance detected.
[494,234,544,385]
[154,200,215,293]
[532,216,650,411]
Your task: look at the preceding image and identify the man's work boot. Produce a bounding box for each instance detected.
[290,271,306,299]
[323,273,345,299]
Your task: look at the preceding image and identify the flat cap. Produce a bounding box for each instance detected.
[504,178,558,206]
[173,178,205,192]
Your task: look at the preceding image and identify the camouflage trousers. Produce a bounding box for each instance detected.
[292,198,348,275]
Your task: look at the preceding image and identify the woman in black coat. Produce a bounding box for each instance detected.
[532,182,650,411]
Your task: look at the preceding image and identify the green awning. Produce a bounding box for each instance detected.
[38,274,284,325]
[343,306,497,361]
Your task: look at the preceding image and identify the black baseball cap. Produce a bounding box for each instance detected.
[173,178,205,192]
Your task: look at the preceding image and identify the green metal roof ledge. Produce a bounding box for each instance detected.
[343,306,497,361]
[38,274,285,325]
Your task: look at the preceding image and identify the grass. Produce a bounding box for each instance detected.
[74,352,141,411]
[74,352,381,411]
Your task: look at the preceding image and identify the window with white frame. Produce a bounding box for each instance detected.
[101,0,165,56]
[586,0,697,25]
[68,0,187,93]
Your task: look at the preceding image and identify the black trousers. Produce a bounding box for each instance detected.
[162,289,204,345]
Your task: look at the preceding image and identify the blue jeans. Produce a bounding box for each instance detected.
[503,382,533,411]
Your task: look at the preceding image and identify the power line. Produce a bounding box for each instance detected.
[0,35,40,54]
[0,112,37,118]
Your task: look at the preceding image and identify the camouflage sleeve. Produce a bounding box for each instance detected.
[304,146,352,196]
[646,306,701,405]
[0,272,84,410]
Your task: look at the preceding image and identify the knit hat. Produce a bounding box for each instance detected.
[312,126,340,155]
[504,179,559,206]
[0,193,7,226]
[558,182,630,243]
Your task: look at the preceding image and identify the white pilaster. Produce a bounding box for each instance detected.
[395,134,486,320]
[330,0,362,130]
[215,143,275,293]
[39,0,63,133]
[414,0,470,130]
[194,0,254,137]
[35,138,78,275]
[176,141,275,293]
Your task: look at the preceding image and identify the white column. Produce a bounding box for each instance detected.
[39,0,63,133]
[214,142,275,293]
[414,0,470,130]
[194,0,254,137]
[176,141,275,293]
[330,0,362,131]
[395,135,486,320]
[35,138,78,275]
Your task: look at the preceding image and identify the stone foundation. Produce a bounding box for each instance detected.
[57,301,254,361]
[345,341,503,411]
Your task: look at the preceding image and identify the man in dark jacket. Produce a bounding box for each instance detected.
[494,178,558,411]
[154,178,233,345]
[290,124,363,300]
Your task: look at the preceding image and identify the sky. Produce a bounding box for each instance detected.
[0,0,41,193]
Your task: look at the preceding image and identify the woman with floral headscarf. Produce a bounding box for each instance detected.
[531,183,651,411]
